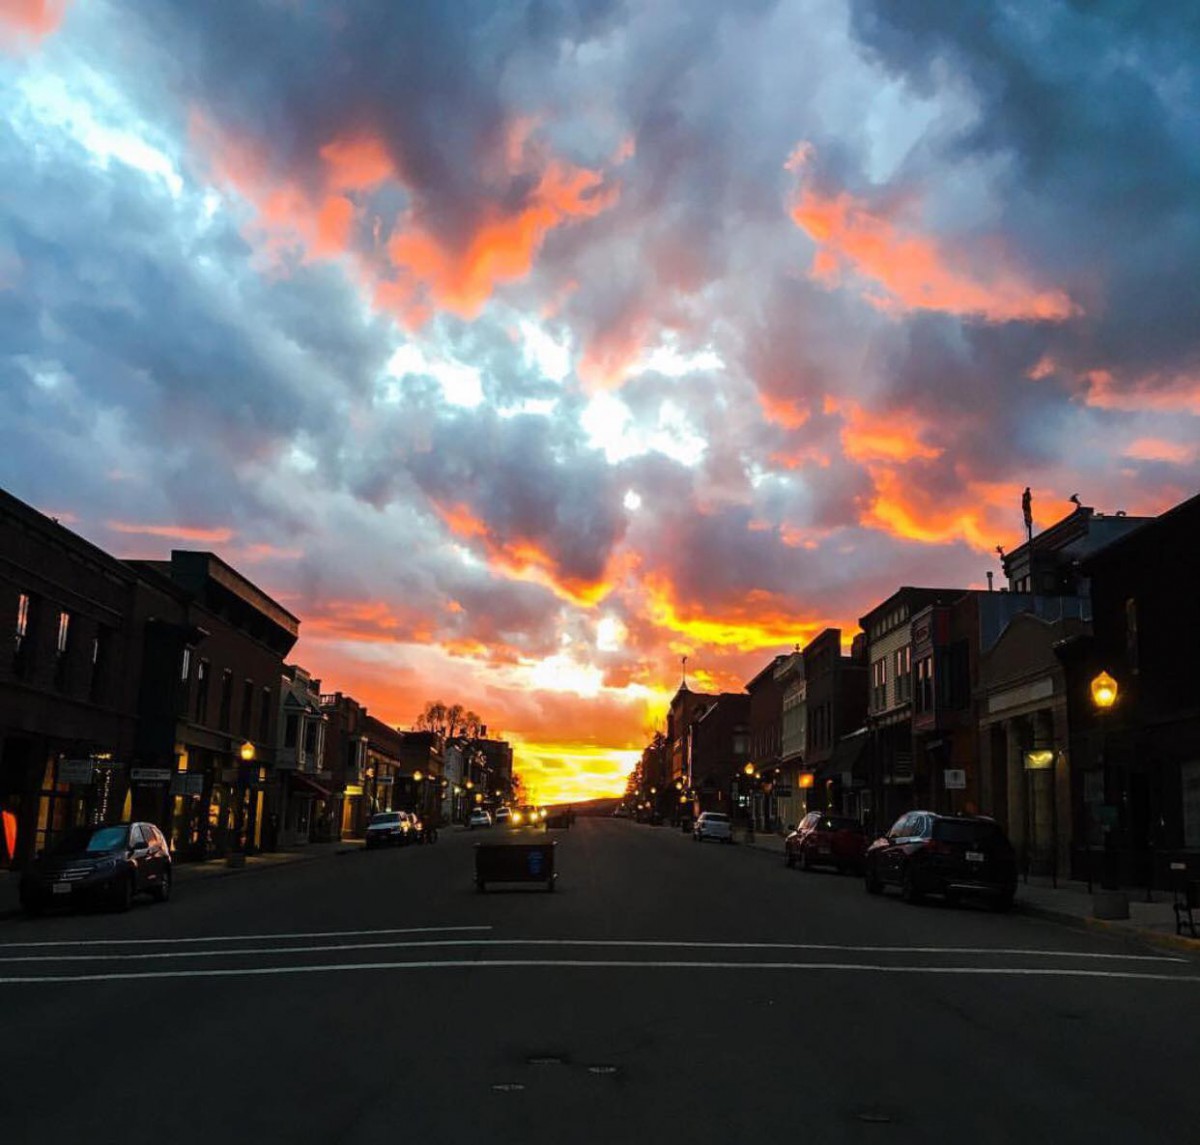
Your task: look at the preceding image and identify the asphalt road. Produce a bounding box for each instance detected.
[1,818,1197,1145]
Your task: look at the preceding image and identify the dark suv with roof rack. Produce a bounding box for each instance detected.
[863,811,1017,910]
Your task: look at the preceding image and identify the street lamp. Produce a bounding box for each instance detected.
[1091,669,1124,906]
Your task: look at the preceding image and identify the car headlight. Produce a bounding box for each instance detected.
[96,859,117,874]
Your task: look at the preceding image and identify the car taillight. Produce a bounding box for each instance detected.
[923,839,955,856]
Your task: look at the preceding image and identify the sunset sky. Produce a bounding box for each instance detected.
[2,1,1197,804]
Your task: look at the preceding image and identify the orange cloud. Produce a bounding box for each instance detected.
[759,392,811,430]
[318,136,396,191]
[1078,368,1200,414]
[508,739,639,804]
[644,576,823,652]
[387,159,618,321]
[1123,437,1195,464]
[192,113,618,324]
[107,521,234,544]
[863,470,1026,551]
[432,500,624,607]
[0,0,67,45]
[788,150,1079,323]
[836,400,942,463]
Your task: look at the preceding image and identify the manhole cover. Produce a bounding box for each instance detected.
[856,1110,894,1124]
[587,1064,620,1075]
[527,1056,565,1066]
[491,1083,526,1092]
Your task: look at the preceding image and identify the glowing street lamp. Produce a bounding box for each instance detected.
[239,741,255,762]
[1091,669,1122,898]
[1090,670,1118,710]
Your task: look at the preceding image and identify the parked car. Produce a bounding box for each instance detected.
[468,809,493,829]
[863,811,1017,909]
[693,811,733,843]
[407,810,424,842]
[20,821,172,915]
[494,806,511,825]
[785,811,867,873]
[365,811,414,847]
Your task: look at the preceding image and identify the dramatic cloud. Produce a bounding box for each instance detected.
[1,0,1197,800]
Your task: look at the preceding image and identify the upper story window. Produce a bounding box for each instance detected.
[89,627,110,704]
[180,647,191,682]
[15,592,30,649]
[240,679,254,738]
[893,645,912,704]
[915,656,934,714]
[259,687,272,742]
[284,712,298,749]
[54,610,71,689]
[1125,597,1139,675]
[195,659,210,724]
[871,658,887,710]
[218,669,233,731]
[13,592,33,677]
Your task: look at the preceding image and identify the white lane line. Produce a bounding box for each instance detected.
[3,960,1200,986]
[0,938,1184,965]
[0,925,492,950]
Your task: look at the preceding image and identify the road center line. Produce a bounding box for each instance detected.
[2,959,1199,986]
[0,938,1182,964]
[0,925,493,950]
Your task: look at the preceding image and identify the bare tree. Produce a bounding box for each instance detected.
[414,700,484,742]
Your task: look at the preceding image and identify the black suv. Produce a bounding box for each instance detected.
[863,811,1016,910]
[20,821,173,915]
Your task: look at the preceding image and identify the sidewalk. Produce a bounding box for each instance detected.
[1,840,365,922]
[739,828,1199,955]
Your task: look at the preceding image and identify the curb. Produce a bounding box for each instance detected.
[1016,900,1200,956]
[0,844,365,923]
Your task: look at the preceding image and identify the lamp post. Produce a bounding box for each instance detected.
[229,741,255,867]
[1090,670,1128,918]
[743,763,757,839]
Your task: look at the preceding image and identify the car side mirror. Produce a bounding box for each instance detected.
[785,824,795,833]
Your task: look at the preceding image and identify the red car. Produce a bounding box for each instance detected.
[785,811,866,873]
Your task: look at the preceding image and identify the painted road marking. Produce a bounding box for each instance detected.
[2,960,1200,986]
[0,938,1182,964]
[0,925,492,950]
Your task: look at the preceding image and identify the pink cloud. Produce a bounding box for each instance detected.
[788,147,1079,323]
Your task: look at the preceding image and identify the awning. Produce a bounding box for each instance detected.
[813,730,869,783]
[290,772,332,799]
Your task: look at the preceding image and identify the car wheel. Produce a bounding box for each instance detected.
[991,890,1015,913]
[152,869,172,904]
[785,849,795,868]
[864,864,883,895]
[943,888,961,908]
[900,865,923,905]
[20,896,43,918]
[114,874,134,912]
[801,846,812,871]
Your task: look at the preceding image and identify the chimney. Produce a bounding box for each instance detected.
[986,571,994,592]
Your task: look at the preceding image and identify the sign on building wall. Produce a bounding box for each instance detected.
[943,769,967,790]
[59,759,95,784]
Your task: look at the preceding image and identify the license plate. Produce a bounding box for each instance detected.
[52,883,72,895]
[966,850,985,863]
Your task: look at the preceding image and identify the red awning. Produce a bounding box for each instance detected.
[290,772,332,799]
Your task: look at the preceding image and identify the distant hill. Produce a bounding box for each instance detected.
[544,796,621,817]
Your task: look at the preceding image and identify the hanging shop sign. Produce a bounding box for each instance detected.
[60,759,96,785]
[943,769,967,790]
[131,767,173,784]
